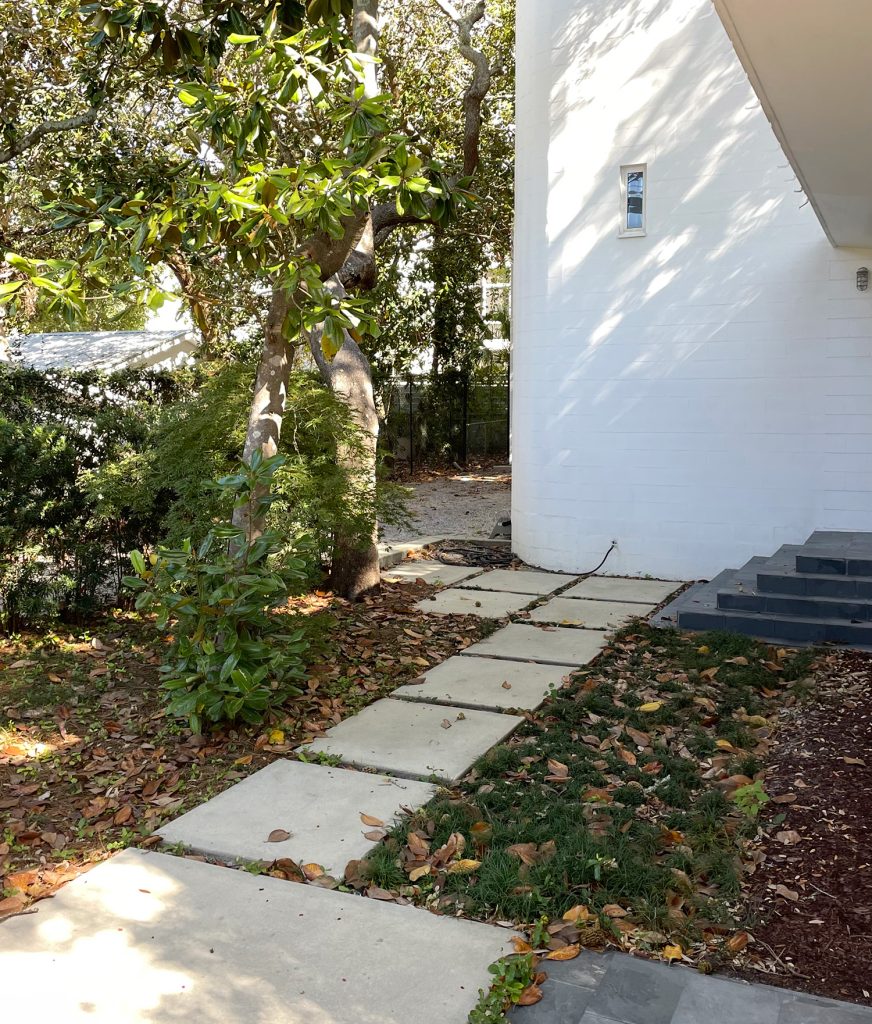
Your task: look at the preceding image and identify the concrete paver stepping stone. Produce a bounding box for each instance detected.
[382,559,482,586]
[393,655,574,711]
[1,848,513,1024]
[307,697,523,782]
[157,760,436,875]
[459,568,578,595]
[527,597,655,630]
[461,622,608,667]
[416,587,532,618]
[562,575,681,604]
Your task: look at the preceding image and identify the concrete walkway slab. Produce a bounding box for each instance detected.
[528,597,654,630]
[1,848,512,1024]
[416,588,532,618]
[563,576,681,604]
[459,568,578,595]
[157,760,436,875]
[393,655,573,711]
[461,623,608,667]
[382,559,482,586]
[307,698,523,782]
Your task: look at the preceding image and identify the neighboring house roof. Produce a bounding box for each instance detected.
[9,329,198,372]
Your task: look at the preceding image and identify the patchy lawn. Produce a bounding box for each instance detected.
[0,580,492,914]
[365,627,841,978]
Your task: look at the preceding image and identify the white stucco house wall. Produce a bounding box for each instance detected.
[512,0,872,580]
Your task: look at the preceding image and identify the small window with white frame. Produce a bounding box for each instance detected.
[619,164,646,237]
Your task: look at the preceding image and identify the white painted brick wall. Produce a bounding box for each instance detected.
[512,0,872,580]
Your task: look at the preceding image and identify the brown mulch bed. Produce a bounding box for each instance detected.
[0,578,491,916]
[732,649,872,1006]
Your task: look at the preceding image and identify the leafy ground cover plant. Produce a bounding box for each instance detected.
[365,627,818,968]
[125,454,311,732]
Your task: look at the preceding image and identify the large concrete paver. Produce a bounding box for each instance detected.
[458,568,578,595]
[461,623,608,667]
[1,848,512,1024]
[416,587,532,618]
[382,559,482,586]
[157,760,435,875]
[563,576,681,604]
[307,698,523,782]
[527,597,655,630]
[393,655,574,711]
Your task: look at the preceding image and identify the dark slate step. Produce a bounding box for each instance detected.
[758,568,872,599]
[677,606,872,645]
[795,552,872,577]
[796,530,872,578]
[718,589,872,621]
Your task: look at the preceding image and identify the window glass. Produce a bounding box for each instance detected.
[626,170,644,230]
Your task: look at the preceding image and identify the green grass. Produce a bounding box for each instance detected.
[366,626,816,945]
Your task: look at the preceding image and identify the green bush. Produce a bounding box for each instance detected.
[90,360,408,561]
[0,359,408,630]
[0,365,186,629]
[125,454,310,733]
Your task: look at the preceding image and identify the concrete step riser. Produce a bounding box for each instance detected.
[757,572,872,599]
[717,591,872,621]
[795,554,872,578]
[678,609,872,645]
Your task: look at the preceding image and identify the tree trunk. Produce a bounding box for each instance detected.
[306,0,383,600]
[309,309,381,601]
[231,286,292,541]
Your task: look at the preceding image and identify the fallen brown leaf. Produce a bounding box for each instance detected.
[546,944,581,961]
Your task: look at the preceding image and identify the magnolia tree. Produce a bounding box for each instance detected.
[0,0,504,599]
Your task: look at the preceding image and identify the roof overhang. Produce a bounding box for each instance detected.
[714,0,872,248]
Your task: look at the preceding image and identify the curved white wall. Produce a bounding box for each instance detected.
[512,0,872,579]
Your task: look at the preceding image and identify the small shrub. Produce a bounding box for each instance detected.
[125,454,311,733]
[468,954,537,1024]
[733,780,770,819]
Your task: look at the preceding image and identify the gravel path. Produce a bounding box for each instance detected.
[380,470,511,542]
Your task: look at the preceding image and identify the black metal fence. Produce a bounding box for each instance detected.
[381,370,509,471]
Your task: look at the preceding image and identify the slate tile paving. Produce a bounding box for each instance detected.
[778,997,872,1023]
[585,955,686,1024]
[508,951,872,1024]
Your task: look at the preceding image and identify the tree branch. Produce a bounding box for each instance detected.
[0,108,99,164]
[453,1,490,176]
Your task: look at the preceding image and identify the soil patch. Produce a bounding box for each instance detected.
[380,466,510,543]
[731,649,872,1006]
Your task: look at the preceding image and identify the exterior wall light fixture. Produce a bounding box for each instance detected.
[857,267,869,291]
